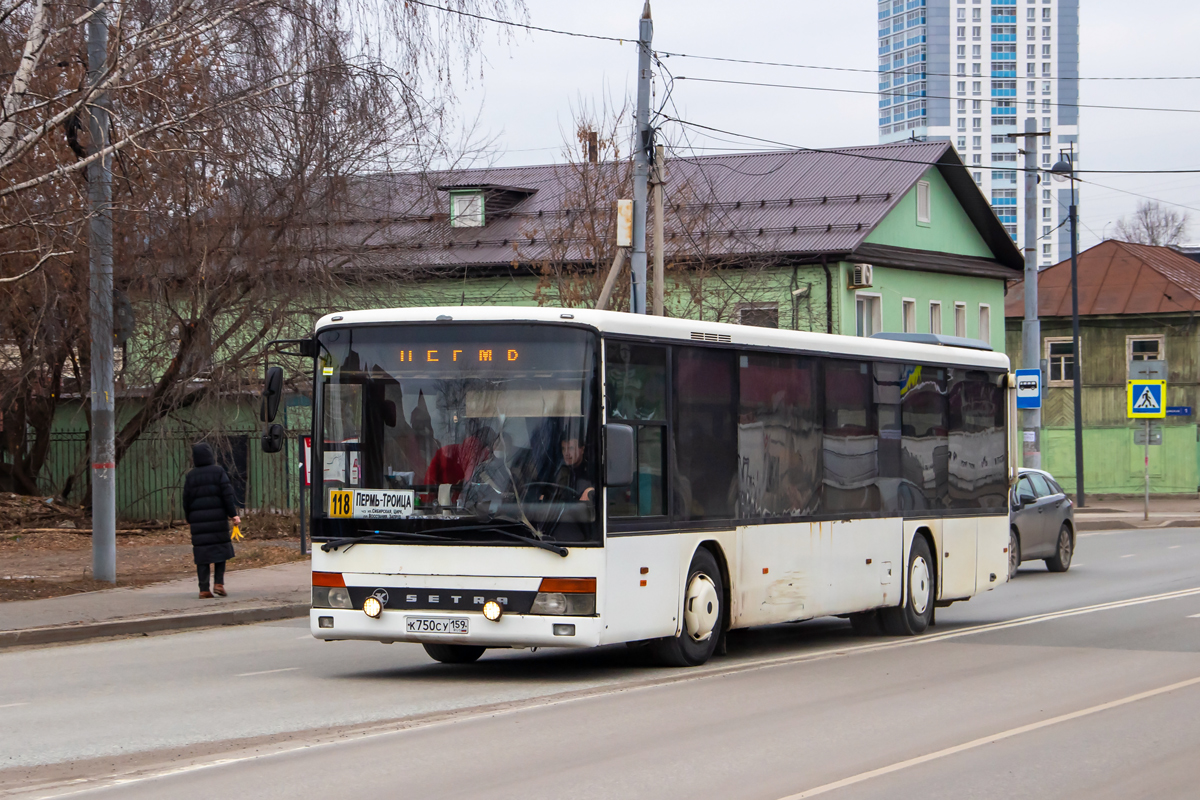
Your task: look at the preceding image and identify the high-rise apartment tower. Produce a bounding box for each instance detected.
[878,0,1079,266]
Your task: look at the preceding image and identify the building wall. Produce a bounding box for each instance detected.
[1005,316,1200,494]
[878,0,1080,269]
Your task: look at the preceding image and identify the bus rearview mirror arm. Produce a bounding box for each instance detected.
[605,424,635,487]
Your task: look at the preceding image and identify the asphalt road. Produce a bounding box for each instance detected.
[3,526,1200,799]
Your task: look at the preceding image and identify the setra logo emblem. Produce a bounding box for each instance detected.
[370,589,389,607]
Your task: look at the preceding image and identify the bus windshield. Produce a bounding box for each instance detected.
[316,323,599,544]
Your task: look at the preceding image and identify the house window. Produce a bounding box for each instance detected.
[856,294,882,337]
[929,301,943,334]
[737,302,779,329]
[954,302,967,337]
[978,304,991,345]
[902,299,916,333]
[916,180,931,225]
[450,191,484,227]
[1127,335,1164,364]
[1045,337,1077,385]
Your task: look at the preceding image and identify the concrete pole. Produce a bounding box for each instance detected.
[1020,117,1041,469]
[652,144,665,316]
[1068,170,1085,507]
[629,2,653,315]
[87,0,116,582]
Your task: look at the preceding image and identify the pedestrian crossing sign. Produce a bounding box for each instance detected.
[1127,380,1166,418]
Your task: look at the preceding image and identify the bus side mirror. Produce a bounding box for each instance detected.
[260,366,284,422]
[605,424,635,486]
[261,423,285,453]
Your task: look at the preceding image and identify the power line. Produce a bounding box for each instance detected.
[402,0,627,43]
[675,75,1200,116]
[657,50,1200,82]
[660,116,1200,215]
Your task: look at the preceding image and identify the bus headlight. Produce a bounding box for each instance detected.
[362,595,383,618]
[312,586,353,609]
[530,577,596,616]
[482,600,503,621]
[530,592,595,616]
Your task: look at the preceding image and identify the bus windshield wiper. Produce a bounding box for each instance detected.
[477,523,569,557]
[320,530,456,552]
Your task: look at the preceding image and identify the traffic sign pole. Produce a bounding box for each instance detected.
[1144,418,1150,522]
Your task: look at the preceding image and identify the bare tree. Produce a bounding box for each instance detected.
[1115,201,1191,247]
[0,0,525,497]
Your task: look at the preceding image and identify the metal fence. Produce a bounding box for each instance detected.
[29,430,303,522]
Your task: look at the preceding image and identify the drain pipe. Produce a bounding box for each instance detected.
[821,255,833,334]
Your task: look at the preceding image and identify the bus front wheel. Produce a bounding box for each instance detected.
[423,643,486,664]
[650,548,724,667]
[880,536,934,636]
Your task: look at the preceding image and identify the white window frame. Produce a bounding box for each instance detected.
[902,298,916,333]
[954,302,967,338]
[929,301,943,334]
[449,191,485,228]
[1045,336,1078,387]
[1126,334,1165,365]
[916,180,931,226]
[855,292,883,338]
[978,303,991,345]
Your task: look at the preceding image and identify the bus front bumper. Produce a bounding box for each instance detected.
[309,608,602,648]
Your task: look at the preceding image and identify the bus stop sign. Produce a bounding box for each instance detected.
[1128,380,1166,419]
[1015,369,1041,409]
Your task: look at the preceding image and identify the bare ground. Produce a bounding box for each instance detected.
[0,494,306,602]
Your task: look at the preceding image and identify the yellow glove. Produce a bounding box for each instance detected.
[231,524,244,542]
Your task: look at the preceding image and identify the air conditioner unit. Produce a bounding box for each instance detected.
[849,263,874,289]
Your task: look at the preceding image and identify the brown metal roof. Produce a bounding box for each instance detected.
[324,142,1022,274]
[1005,240,1200,317]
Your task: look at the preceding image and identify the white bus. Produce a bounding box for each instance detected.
[298,307,1015,666]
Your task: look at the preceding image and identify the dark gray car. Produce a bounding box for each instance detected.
[1009,468,1075,579]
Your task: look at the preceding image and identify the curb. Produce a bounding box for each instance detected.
[1076,518,1200,532]
[0,603,310,649]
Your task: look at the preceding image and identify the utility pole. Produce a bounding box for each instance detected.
[629,1,653,315]
[1018,118,1043,469]
[652,143,665,316]
[87,0,116,582]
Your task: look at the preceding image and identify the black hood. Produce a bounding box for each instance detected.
[192,442,216,467]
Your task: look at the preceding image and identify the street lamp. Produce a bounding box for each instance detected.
[1050,146,1085,507]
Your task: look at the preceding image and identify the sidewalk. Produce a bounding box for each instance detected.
[1073,494,1200,531]
[0,560,310,648]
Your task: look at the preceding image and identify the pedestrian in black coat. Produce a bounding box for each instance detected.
[182,442,240,599]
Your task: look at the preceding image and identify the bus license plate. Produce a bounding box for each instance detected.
[406,617,468,635]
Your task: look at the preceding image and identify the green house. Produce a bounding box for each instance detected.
[1006,240,1200,494]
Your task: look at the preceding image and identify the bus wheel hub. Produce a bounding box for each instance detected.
[684,573,719,642]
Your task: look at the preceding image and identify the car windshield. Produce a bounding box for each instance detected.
[316,323,599,544]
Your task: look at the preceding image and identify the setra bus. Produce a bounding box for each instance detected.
[274,306,1016,666]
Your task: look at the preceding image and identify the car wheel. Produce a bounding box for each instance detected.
[880,536,935,636]
[1044,523,1074,573]
[423,643,486,664]
[650,548,724,667]
[1008,527,1021,581]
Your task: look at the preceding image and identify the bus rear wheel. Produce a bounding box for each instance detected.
[880,536,934,636]
[650,548,724,667]
[423,643,486,664]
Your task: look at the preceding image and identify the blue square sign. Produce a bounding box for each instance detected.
[1015,369,1041,409]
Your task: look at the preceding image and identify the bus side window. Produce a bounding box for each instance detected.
[673,346,737,521]
[605,342,667,518]
[823,360,881,514]
[737,352,822,519]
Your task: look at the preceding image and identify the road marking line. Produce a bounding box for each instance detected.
[0,701,28,708]
[777,675,1200,799]
[1189,613,1200,619]
[1170,545,1182,549]
[1121,554,1136,558]
[30,585,1200,799]
[234,667,299,678]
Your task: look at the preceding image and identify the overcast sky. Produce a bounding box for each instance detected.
[447,1,1200,250]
